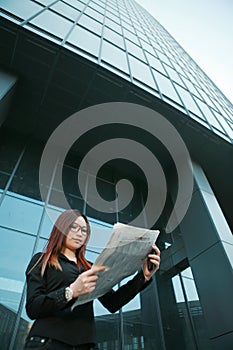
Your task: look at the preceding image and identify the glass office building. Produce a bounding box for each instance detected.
[0,1,232,349]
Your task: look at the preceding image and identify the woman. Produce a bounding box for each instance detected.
[24,209,160,350]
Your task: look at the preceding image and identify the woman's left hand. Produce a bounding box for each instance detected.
[142,245,160,281]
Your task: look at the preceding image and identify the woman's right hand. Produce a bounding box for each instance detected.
[70,265,105,298]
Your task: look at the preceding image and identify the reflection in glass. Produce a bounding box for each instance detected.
[181,268,199,301]
[171,267,212,350]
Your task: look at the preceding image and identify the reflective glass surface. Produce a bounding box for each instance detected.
[0,193,43,234]
[175,84,204,117]
[145,52,166,74]
[0,1,233,348]
[101,40,129,73]
[129,55,156,88]
[170,267,212,350]
[154,71,182,104]
[30,9,72,38]
[0,228,34,310]
[62,0,85,11]
[78,14,103,35]
[2,0,231,141]
[85,6,104,22]
[125,39,145,61]
[51,2,81,21]
[1,0,43,20]
[67,25,100,56]
[104,27,124,49]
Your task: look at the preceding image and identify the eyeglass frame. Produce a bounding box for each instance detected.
[69,223,88,235]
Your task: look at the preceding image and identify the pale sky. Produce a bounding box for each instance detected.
[136,0,233,104]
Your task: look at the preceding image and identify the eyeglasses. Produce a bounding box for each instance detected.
[69,224,88,235]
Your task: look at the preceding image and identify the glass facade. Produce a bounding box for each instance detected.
[1,0,232,143]
[0,1,233,349]
[0,132,155,349]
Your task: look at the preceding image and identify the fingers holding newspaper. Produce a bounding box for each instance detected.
[70,265,106,298]
[143,245,160,281]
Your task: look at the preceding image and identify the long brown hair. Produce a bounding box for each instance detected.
[41,209,91,276]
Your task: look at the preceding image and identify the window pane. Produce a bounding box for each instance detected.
[126,40,145,61]
[176,85,203,117]
[153,71,181,104]
[2,0,43,20]
[63,0,85,11]
[78,14,102,36]
[195,98,225,131]
[121,19,134,32]
[87,219,112,252]
[105,17,121,33]
[145,52,166,74]
[101,40,129,73]
[35,0,53,5]
[0,228,35,312]
[172,275,185,302]
[181,268,199,301]
[51,2,81,21]
[129,55,156,88]
[85,6,104,23]
[212,112,233,138]
[123,28,139,45]
[140,38,156,55]
[0,193,43,234]
[104,27,124,49]
[67,25,100,57]
[89,1,105,14]
[136,28,148,42]
[105,9,120,23]
[165,64,185,86]
[30,10,72,38]
[39,207,61,239]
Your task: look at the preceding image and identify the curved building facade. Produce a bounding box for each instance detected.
[0,1,232,349]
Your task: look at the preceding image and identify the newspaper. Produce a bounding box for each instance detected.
[72,223,159,308]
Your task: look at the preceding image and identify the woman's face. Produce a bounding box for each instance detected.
[64,215,88,252]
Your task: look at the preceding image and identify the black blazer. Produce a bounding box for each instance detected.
[25,253,151,346]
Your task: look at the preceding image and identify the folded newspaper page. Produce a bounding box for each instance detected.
[72,223,160,308]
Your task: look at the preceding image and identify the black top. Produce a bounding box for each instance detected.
[25,252,151,346]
